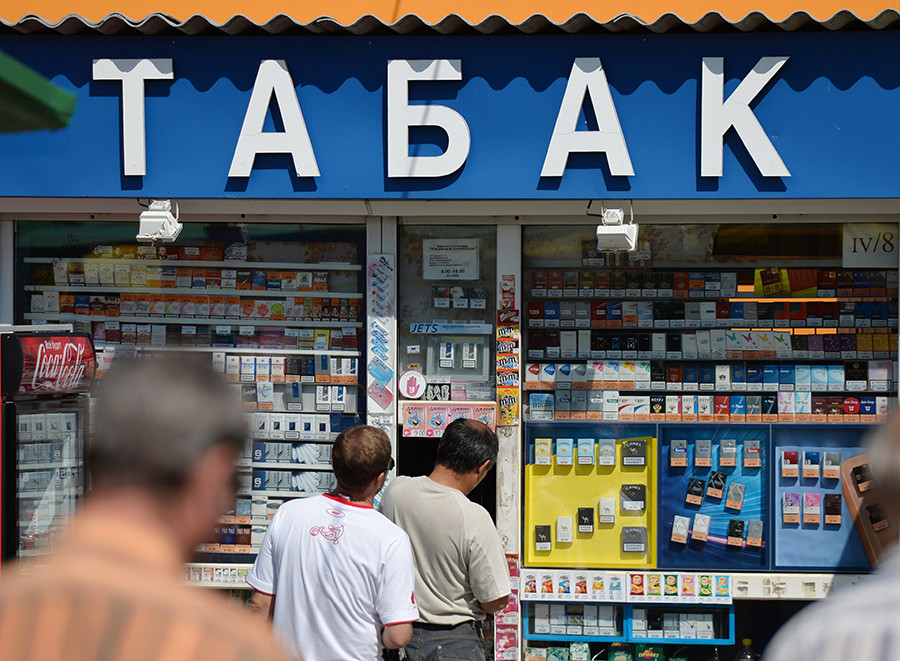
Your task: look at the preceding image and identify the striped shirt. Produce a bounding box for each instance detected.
[764,554,897,661]
[0,506,291,661]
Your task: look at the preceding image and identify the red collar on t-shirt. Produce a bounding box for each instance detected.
[323,493,374,509]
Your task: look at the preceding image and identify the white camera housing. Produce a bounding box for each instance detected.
[137,199,182,244]
[596,207,638,252]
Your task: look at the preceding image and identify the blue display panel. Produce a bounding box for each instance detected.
[1,33,900,199]
[657,425,769,571]
[771,425,871,571]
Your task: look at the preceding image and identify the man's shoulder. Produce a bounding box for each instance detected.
[382,475,422,506]
[385,475,418,494]
[457,496,494,524]
[274,493,321,517]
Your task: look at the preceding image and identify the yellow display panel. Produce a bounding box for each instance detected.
[525,435,657,568]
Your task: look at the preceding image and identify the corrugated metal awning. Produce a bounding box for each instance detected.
[0,49,76,131]
[2,1,900,33]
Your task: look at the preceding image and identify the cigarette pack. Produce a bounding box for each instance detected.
[782,492,800,523]
[556,516,574,544]
[556,438,574,465]
[825,493,842,524]
[535,525,552,551]
[621,439,646,466]
[670,439,688,467]
[691,513,711,542]
[621,526,647,553]
[577,507,594,534]
[597,438,616,465]
[803,493,822,525]
[725,482,746,511]
[577,438,595,464]
[671,515,690,544]
[534,438,553,465]
[694,439,712,467]
[707,470,727,499]
[621,484,646,511]
[782,450,799,478]
[686,477,705,505]
[598,498,616,524]
[823,451,841,479]
[727,519,744,547]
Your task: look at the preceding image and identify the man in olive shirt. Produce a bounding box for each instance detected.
[381,418,509,661]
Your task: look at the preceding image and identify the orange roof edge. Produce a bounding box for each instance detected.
[1,0,896,26]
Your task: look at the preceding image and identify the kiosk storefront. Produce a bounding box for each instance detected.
[0,23,898,659]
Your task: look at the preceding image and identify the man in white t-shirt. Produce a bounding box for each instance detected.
[248,425,418,661]
[381,418,509,661]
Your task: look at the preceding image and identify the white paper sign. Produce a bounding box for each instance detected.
[423,238,479,280]
[843,223,898,268]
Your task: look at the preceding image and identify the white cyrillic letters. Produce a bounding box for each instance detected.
[541,58,633,178]
[387,59,470,178]
[229,60,319,178]
[92,59,173,177]
[701,56,790,178]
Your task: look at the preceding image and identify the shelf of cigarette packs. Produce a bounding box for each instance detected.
[21,255,364,347]
[522,604,733,648]
[190,411,359,568]
[524,267,898,424]
[183,562,253,589]
[520,571,734,647]
[108,334,364,415]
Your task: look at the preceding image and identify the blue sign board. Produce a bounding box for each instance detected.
[0,33,898,199]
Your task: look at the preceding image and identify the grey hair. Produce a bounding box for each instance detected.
[87,356,246,494]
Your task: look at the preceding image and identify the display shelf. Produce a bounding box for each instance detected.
[249,432,340,440]
[523,632,624,643]
[730,571,870,600]
[24,257,361,271]
[131,346,361,357]
[17,461,80,471]
[522,602,734,646]
[188,581,251,589]
[25,285,362,299]
[625,605,734,646]
[248,462,332,471]
[245,489,321,497]
[23,313,362,328]
[184,561,254,590]
[18,488,81,498]
[245,436,340,445]
[528,292,898,305]
[18,547,59,558]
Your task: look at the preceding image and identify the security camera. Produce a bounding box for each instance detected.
[137,199,182,244]
[596,207,637,252]
[586,201,638,252]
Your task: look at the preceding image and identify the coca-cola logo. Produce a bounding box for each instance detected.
[19,336,94,394]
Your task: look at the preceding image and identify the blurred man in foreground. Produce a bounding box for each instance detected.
[381,418,509,661]
[0,357,291,661]
[248,424,418,661]
[765,413,900,660]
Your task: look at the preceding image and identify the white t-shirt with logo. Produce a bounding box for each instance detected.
[248,494,419,661]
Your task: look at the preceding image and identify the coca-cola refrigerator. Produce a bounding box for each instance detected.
[0,331,96,565]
